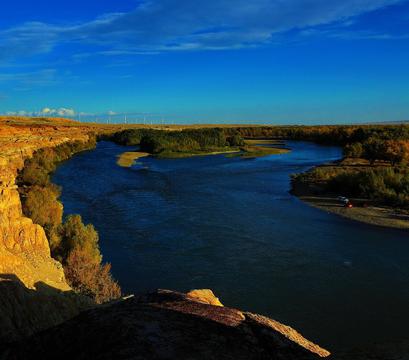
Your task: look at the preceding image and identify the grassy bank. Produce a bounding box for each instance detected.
[238,144,290,158]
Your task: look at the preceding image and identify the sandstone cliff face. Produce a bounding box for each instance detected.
[0,118,167,344]
[0,123,93,287]
[3,289,330,359]
[0,121,98,344]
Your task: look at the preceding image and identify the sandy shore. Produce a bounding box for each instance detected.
[297,194,409,230]
[117,151,150,167]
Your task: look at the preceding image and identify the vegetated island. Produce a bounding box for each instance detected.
[112,128,289,165]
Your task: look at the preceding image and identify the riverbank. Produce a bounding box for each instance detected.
[291,162,409,230]
[297,194,409,230]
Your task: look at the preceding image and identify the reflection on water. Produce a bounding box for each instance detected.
[53,141,409,351]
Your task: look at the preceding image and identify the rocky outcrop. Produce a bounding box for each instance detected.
[186,289,224,306]
[3,289,330,359]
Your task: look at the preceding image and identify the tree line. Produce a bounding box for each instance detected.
[17,139,121,304]
[225,124,409,165]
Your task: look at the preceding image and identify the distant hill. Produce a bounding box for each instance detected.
[0,116,80,127]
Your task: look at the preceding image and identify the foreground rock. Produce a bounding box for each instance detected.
[3,289,330,359]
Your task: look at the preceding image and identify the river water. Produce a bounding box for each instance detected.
[53,140,409,351]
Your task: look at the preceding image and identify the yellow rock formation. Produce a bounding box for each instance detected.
[186,289,224,307]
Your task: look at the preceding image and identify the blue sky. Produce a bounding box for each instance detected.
[0,0,408,124]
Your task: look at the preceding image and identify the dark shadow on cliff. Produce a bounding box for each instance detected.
[0,273,90,352]
[2,288,329,360]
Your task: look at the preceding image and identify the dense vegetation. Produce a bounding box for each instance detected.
[111,129,154,147]
[293,165,409,208]
[227,124,409,208]
[18,139,121,303]
[113,128,244,157]
[234,124,409,162]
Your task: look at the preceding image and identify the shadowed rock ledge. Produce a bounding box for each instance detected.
[2,289,330,360]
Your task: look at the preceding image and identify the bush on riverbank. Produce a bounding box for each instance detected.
[328,167,409,207]
[17,137,122,303]
[294,165,409,208]
[61,215,102,264]
[23,184,63,254]
[64,247,121,304]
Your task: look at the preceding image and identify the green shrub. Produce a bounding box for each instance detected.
[64,248,121,304]
[344,142,363,158]
[227,134,245,147]
[24,184,63,229]
[327,167,409,207]
[61,215,102,264]
[20,162,50,186]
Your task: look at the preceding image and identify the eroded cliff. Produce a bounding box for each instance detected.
[0,119,113,343]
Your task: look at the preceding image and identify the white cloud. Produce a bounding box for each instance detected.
[43,107,76,116]
[6,107,76,117]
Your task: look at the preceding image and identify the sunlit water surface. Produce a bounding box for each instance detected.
[53,141,409,351]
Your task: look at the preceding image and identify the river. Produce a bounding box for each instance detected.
[53,140,409,352]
